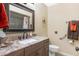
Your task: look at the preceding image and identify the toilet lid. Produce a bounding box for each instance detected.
[49,45,59,49]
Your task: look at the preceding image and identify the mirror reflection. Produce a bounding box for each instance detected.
[5,3,34,31]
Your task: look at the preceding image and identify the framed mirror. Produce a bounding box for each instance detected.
[4,3,35,32]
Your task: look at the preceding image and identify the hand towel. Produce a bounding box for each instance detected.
[0,3,9,29]
[70,22,77,32]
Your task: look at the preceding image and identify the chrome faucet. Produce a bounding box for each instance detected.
[18,32,28,40]
[23,32,25,39]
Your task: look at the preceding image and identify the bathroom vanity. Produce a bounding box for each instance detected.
[0,36,49,56]
[1,4,49,56]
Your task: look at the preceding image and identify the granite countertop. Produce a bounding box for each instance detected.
[0,36,49,56]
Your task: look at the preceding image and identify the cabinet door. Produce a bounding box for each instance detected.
[42,45,49,56]
[6,49,25,56]
[25,39,49,56]
[29,45,49,56]
[37,48,44,56]
[28,48,43,56]
[35,45,49,56]
[25,46,31,56]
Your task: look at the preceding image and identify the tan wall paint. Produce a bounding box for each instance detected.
[34,4,48,36]
[48,3,79,55]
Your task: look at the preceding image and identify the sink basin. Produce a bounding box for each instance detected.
[19,38,37,44]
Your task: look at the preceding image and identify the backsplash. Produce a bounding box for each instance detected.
[6,32,25,41]
[6,31,37,42]
[6,32,23,41]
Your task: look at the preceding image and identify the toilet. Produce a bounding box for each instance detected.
[49,44,59,56]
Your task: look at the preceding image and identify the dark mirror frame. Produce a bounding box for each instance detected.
[4,3,35,32]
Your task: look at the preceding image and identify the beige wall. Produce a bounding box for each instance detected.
[34,4,48,36]
[48,3,79,55]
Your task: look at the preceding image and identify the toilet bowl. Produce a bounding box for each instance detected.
[49,44,59,56]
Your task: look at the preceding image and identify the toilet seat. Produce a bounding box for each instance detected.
[49,45,59,52]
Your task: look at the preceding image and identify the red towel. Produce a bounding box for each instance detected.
[70,22,77,32]
[0,3,9,29]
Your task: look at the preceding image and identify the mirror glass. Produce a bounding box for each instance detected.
[4,3,34,32]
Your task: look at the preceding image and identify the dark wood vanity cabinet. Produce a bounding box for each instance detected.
[25,39,49,56]
[6,39,49,56]
[6,49,25,56]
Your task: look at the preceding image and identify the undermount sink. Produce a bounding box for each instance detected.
[18,38,37,44]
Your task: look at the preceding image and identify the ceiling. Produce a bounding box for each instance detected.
[44,3,57,7]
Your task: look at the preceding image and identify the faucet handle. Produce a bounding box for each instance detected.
[26,33,28,39]
[23,32,26,39]
[18,36,21,40]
